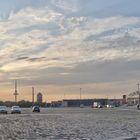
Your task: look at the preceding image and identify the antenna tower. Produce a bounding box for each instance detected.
[13,80,18,103]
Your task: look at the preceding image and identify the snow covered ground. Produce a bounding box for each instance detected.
[0,107,139,140]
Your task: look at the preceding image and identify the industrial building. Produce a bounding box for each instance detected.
[50,97,127,108]
[51,99,108,107]
[63,99,108,107]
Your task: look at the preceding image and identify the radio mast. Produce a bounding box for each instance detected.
[13,80,18,103]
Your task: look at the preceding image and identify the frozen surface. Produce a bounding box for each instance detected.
[0,108,140,140]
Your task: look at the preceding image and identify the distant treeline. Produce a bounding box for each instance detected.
[0,100,50,108]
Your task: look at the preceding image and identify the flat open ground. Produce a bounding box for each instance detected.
[0,108,140,140]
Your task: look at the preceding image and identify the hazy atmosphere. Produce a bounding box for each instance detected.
[0,0,140,102]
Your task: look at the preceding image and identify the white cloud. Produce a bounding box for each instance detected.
[0,5,140,86]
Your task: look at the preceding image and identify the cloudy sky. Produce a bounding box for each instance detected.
[0,0,140,102]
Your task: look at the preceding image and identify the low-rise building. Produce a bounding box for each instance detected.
[127,92,139,106]
[127,97,139,106]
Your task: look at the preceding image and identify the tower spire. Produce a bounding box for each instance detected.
[13,80,18,103]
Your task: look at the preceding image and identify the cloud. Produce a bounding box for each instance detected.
[0,0,140,100]
[27,57,46,62]
[16,57,29,60]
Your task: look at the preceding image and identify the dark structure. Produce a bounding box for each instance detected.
[122,95,127,104]
[13,80,19,103]
[51,101,62,107]
[57,99,108,107]
[32,87,35,105]
[37,93,43,103]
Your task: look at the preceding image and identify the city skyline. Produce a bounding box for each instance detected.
[0,0,140,101]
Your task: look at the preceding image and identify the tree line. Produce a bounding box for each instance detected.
[0,100,50,108]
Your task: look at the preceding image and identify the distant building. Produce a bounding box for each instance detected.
[127,92,139,106]
[50,98,127,108]
[107,99,123,107]
[37,93,43,103]
[52,99,108,107]
[51,101,62,107]
[61,101,68,107]
[127,97,139,106]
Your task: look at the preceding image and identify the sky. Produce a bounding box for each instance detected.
[0,0,140,102]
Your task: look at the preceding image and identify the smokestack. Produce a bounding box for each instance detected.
[32,87,35,105]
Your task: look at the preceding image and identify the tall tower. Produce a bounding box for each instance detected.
[32,87,35,105]
[13,80,18,103]
[37,93,43,103]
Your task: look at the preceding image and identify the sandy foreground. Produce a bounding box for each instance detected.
[0,107,139,140]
